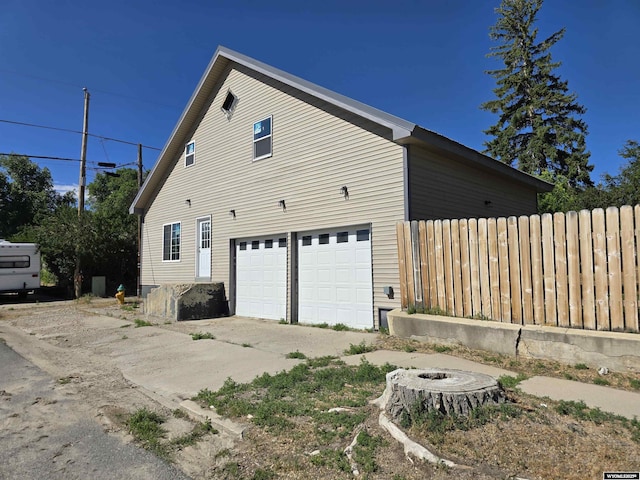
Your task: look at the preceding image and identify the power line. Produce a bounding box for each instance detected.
[0,153,138,169]
[0,153,79,163]
[0,119,162,151]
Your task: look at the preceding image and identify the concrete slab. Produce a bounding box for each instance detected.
[166,316,378,358]
[341,351,515,379]
[519,376,640,419]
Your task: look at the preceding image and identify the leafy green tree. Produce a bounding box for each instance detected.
[87,168,140,292]
[589,140,640,208]
[481,0,593,188]
[0,154,70,238]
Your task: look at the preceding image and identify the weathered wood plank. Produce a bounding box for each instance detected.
[487,218,501,321]
[459,219,472,317]
[426,220,438,309]
[606,207,624,331]
[451,220,464,317]
[529,214,544,325]
[507,217,522,324]
[620,206,637,331]
[497,217,511,322]
[434,220,447,311]
[566,211,582,328]
[404,222,416,308]
[541,213,556,326]
[443,220,455,315]
[554,213,569,328]
[592,209,610,330]
[579,209,596,330]
[519,216,533,325]
[418,221,430,308]
[468,218,482,317]
[396,222,408,309]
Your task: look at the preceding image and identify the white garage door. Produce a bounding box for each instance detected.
[298,226,373,329]
[235,236,287,320]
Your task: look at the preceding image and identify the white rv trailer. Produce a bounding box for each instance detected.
[0,240,41,298]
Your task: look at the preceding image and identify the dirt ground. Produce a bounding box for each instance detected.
[1,298,639,480]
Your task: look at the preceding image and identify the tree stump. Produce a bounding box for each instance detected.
[375,368,506,422]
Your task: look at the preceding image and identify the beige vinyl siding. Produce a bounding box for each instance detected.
[408,145,538,221]
[141,65,406,324]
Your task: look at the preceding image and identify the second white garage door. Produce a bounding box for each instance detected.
[298,226,373,329]
[235,236,287,320]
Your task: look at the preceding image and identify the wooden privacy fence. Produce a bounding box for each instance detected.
[396,206,640,333]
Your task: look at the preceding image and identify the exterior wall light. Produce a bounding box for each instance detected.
[229,209,236,218]
[279,199,286,211]
[341,186,349,199]
[185,199,191,206]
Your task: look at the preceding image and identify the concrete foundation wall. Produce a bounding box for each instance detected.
[145,283,228,321]
[388,309,640,373]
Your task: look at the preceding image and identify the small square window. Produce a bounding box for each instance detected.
[239,242,247,251]
[337,231,348,243]
[302,235,312,246]
[265,239,273,249]
[357,229,370,242]
[252,240,260,250]
[319,234,329,245]
[253,116,272,160]
[185,141,195,167]
[221,91,238,118]
[279,238,287,248]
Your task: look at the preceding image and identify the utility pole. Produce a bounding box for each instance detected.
[74,88,90,299]
[137,143,142,298]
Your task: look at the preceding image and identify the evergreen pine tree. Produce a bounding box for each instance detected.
[481,0,593,188]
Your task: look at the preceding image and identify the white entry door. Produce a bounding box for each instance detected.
[196,218,211,279]
[298,226,373,329]
[235,236,287,320]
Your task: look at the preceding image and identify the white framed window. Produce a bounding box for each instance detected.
[221,90,238,118]
[253,116,272,160]
[163,222,181,261]
[185,141,195,167]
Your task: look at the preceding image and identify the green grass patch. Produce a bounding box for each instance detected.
[171,419,218,448]
[119,324,131,328]
[126,408,168,457]
[344,341,376,355]
[121,302,140,311]
[498,373,528,389]
[331,323,349,331]
[630,378,640,390]
[285,350,307,359]
[315,322,329,329]
[241,342,252,348]
[593,377,610,386]
[574,363,589,370]
[190,332,215,340]
[193,357,396,437]
[402,402,522,445]
[406,305,448,316]
[278,318,288,325]
[403,345,417,353]
[134,319,153,328]
[432,344,452,353]
[555,400,640,442]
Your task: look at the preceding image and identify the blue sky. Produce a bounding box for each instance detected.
[1,0,638,195]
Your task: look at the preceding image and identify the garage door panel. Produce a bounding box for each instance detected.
[236,236,287,320]
[298,226,372,328]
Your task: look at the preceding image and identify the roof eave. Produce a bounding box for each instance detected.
[408,126,554,193]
